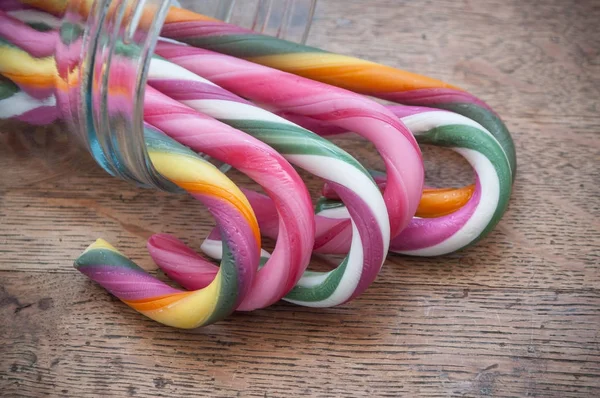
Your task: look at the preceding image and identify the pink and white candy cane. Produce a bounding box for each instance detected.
[144,53,391,307]
[142,86,316,311]
[154,41,425,242]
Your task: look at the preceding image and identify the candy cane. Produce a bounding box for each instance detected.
[154,42,511,255]
[143,49,390,306]
[387,108,511,255]
[294,106,512,256]
[186,104,512,257]
[0,76,263,328]
[157,6,517,232]
[0,19,317,311]
[155,6,517,179]
[154,42,424,240]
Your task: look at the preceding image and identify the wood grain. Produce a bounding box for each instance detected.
[1,0,599,396]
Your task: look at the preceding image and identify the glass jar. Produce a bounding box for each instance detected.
[55,0,316,191]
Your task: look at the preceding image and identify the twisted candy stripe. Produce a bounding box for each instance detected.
[158,6,516,230]
[0,76,262,328]
[295,106,512,256]
[154,41,511,255]
[145,49,391,306]
[154,43,508,255]
[158,6,517,179]
[142,86,317,310]
[154,42,424,241]
[76,126,262,328]
[190,100,513,257]
[0,18,318,312]
[0,74,58,124]
[0,35,55,98]
[388,107,511,254]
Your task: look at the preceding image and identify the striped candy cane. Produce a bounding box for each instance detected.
[387,107,511,255]
[154,42,511,255]
[154,41,424,240]
[156,6,516,179]
[0,76,263,328]
[293,106,512,256]
[143,50,391,307]
[0,19,318,312]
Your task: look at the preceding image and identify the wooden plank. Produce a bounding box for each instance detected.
[1,272,599,397]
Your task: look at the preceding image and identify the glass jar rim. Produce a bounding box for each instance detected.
[57,0,177,191]
[57,0,316,191]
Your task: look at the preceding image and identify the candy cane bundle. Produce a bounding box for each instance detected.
[0,2,515,328]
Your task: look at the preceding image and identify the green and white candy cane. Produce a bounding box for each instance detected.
[306,105,513,256]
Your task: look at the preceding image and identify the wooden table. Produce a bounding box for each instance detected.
[1,0,599,396]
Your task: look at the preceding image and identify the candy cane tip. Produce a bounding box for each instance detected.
[74,239,119,269]
[84,238,115,253]
[147,233,179,246]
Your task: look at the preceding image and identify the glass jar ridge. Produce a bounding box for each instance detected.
[56,0,316,191]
